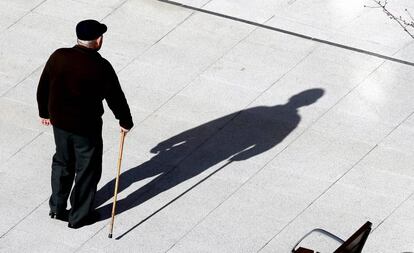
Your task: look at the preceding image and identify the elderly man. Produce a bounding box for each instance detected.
[37,20,133,228]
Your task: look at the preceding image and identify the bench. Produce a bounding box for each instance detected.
[292,221,372,253]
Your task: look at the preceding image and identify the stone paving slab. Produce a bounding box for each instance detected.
[1,0,414,252]
[364,195,414,252]
[174,0,414,56]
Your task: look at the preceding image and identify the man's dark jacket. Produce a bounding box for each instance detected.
[37,45,133,134]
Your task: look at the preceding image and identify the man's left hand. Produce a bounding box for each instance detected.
[40,118,51,126]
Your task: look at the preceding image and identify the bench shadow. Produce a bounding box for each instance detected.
[94,88,324,236]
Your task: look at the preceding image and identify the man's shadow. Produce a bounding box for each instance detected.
[95,88,324,225]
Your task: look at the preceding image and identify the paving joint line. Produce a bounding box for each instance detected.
[158,0,414,68]
[0,0,69,97]
[258,145,379,252]
[74,0,215,248]
[376,111,414,145]
[115,7,196,75]
[93,4,197,172]
[73,222,110,253]
[88,13,276,243]
[4,0,48,31]
[114,10,392,242]
[134,10,261,126]
[390,33,414,58]
[4,0,404,249]
[104,3,203,135]
[370,110,414,233]
[103,12,265,241]
[26,6,199,249]
[287,0,300,5]
[100,0,131,21]
[0,198,48,239]
[2,0,192,130]
[0,66,43,98]
[165,41,318,252]
[372,191,414,234]
[3,0,168,101]
[131,12,274,204]
[0,131,44,168]
[256,60,401,252]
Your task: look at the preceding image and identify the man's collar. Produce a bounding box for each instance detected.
[74,45,100,53]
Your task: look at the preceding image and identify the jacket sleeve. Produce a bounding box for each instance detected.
[37,56,53,119]
[103,60,134,130]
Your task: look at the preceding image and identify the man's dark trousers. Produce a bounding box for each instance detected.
[50,126,103,226]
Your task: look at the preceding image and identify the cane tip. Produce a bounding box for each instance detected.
[108,233,113,238]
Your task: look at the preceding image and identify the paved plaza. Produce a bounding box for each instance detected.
[1,0,414,252]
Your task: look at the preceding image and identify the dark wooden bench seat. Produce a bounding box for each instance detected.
[292,221,372,253]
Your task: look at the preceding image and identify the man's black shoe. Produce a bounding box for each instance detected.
[68,222,82,229]
[67,211,101,229]
[49,210,69,222]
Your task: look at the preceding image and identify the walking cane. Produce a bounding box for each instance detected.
[108,130,126,239]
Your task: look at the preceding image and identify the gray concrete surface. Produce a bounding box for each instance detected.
[0,0,414,252]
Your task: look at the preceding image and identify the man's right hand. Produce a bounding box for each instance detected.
[40,118,51,126]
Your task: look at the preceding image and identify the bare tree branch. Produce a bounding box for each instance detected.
[365,0,414,39]
[404,8,414,23]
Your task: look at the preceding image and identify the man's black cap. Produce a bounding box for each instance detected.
[76,19,107,40]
